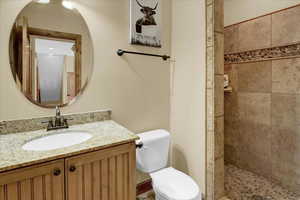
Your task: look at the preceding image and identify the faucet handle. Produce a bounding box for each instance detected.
[0,122,6,129]
[41,120,54,131]
[41,120,52,124]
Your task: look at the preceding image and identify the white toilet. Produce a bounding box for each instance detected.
[136,129,201,200]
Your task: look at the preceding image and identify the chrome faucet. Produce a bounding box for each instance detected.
[55,106,63,127]
[43,106,72,131]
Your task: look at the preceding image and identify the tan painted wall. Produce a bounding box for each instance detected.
[224,0,300,26]
[0,0,171,184]
[0,0,171,132]
[0,0,207,190]
[170,0,206,194]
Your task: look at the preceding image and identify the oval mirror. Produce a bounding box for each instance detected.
[9,0,93,108]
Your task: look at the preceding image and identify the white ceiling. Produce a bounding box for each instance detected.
[35,38,75,56]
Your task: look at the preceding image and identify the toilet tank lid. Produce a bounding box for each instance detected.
[138,129,170,142]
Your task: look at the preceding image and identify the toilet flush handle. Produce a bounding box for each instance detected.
[136,141,144,149]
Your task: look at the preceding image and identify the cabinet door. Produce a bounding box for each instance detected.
[0,159,65,200]
[66,142,136,200]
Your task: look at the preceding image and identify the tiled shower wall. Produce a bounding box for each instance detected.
[224,5,300,195]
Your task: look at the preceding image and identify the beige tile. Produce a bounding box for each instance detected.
[271,94,300,184]
[224,92,239,146]
[207,46,214,89]
[224,64,231,73]
[136,171,151,185]
[238,148,272,179]
[206,0,213,5]
[224,119,239,150]
[272,93,297,130]
[224,65,239,159]
[207,131,215,168]
[237,92,272,178]
[272,6,300,46]
[137,191,155,200]
[215,75,224,116]
[215,116,224,159]
[238,93,271,127]
[238,126,272,178]
[214,0,224,33]
[238,123,271,164]
[207,133,216,171]
[207,88,214,131]
[206,169,214,200]
[215,32,224,75]
[297,95,300,126]
[224,25,238,54]
[272,58,300,94]
[214,157,225,199]
[238,16,271,52]
[237,61,272,93]
[271,155,300,194]
[271,127,300,167]
[224,144,239,166]
[224,89,240,167]
[207,4,213,47]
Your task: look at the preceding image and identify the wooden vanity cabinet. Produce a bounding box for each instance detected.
[66,142,136,200]
[0,142,136,200]
[0,160,65,200]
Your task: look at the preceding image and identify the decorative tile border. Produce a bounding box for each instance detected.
[0,110,111,134]
[225,43,300,64]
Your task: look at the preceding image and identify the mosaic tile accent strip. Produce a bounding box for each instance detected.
[0,110,111,134]
[225,165,300,200]
[225,43,300,64]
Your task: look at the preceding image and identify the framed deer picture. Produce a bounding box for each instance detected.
[130,0,161,48]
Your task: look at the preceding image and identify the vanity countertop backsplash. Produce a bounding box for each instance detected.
[0,110,138,173]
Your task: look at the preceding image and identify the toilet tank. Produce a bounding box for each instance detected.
[136,129,170,173]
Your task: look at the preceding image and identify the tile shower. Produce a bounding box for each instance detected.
[224,5,300,200]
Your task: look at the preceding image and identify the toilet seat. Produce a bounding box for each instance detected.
[150,167,200,200]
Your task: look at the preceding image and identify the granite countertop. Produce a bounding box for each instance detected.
[0,120,139,173]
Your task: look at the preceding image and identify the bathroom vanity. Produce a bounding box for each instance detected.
[0,120,138,200]
[1,0,139,199]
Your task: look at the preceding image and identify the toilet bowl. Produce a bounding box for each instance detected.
[136,130,200,200]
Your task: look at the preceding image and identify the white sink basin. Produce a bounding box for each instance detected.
[22,131,92,151]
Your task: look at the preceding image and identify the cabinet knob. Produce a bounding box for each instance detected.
[69,165,76,172]
[53,168,61,176]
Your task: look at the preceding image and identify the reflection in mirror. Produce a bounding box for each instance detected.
[9,0,93,108]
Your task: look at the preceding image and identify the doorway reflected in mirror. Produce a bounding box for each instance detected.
[9,0,93,108]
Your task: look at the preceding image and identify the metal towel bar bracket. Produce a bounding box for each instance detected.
[117,49,170,61]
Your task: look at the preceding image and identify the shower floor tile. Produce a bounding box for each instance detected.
[225,165,300,200]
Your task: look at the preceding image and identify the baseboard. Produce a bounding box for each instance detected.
[136,179,153,196]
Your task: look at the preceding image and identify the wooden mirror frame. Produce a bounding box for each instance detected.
[27,27,82,96]
[10,20,83,108]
